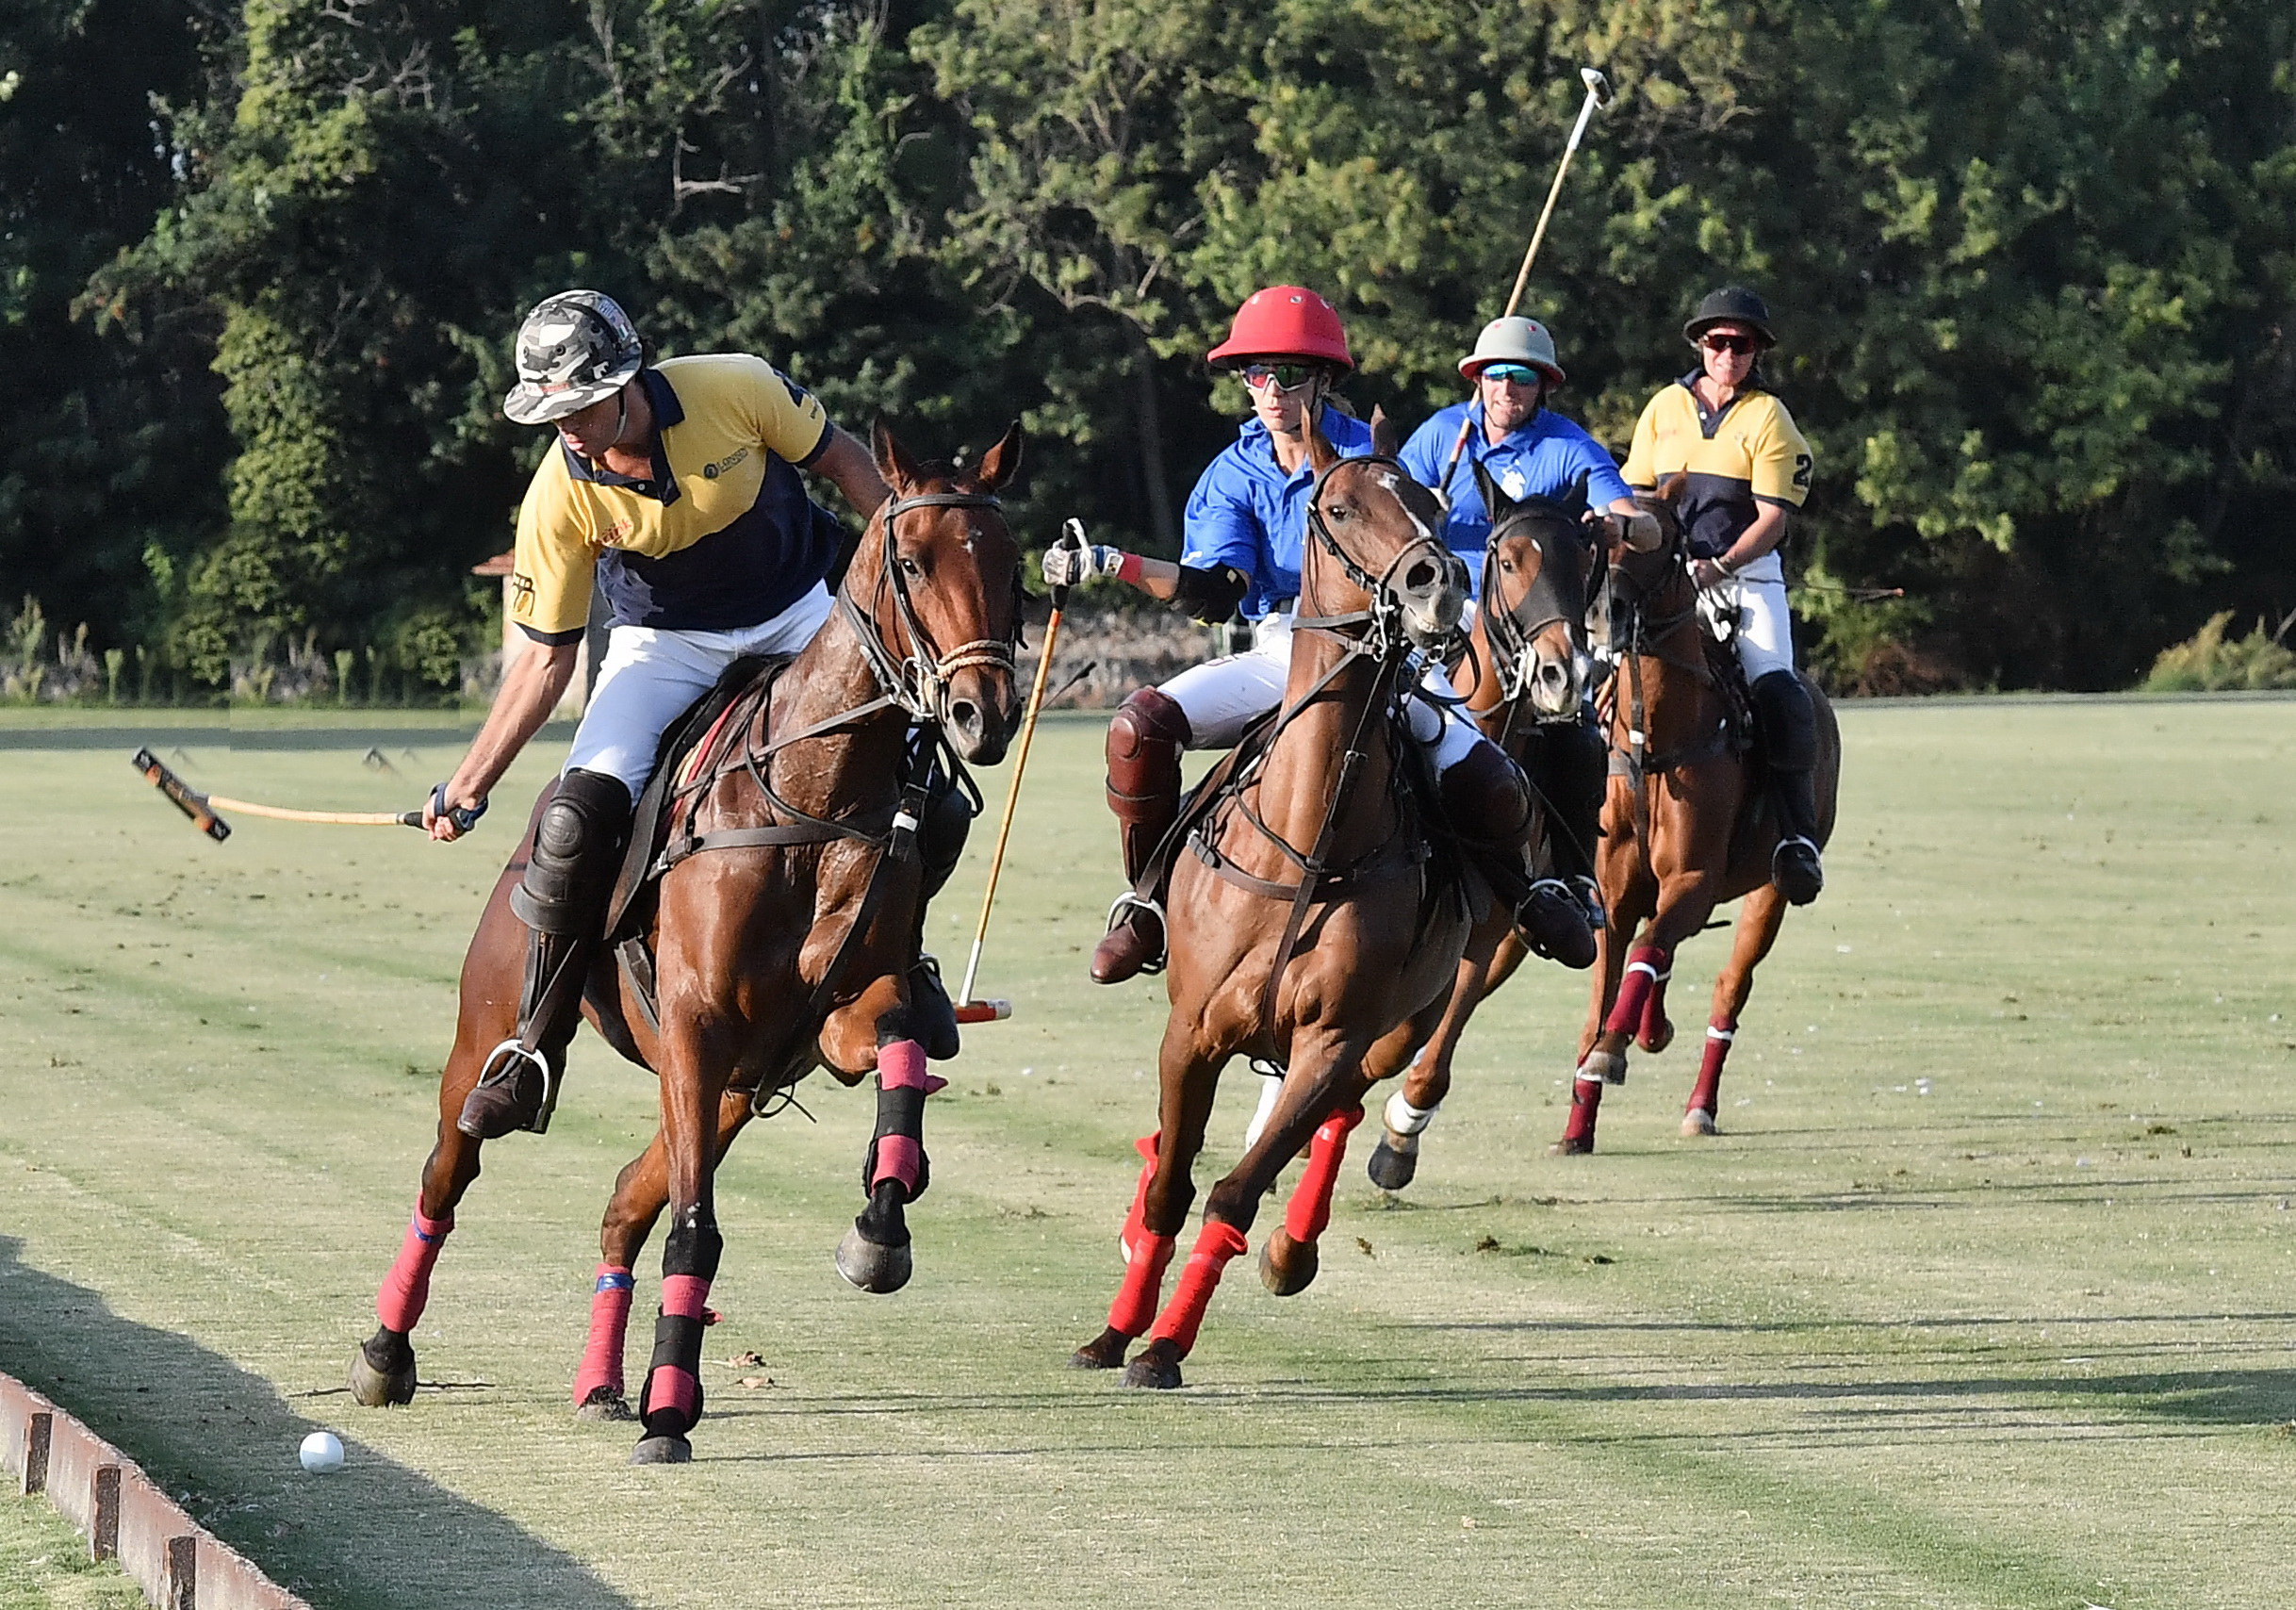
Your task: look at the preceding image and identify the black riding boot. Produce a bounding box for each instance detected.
[1521,715,1607,928]
[1750,670,1823,906]
[908,771,974,1060]
[458,768,632,1140]
[1443,742,1594,970]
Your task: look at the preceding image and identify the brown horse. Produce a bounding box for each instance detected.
[349,423,1023,1462]
[1363,469,1603,1189]
[1553,479,1840,1154]
[1068,431,1499,1389]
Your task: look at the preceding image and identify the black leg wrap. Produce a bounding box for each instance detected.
[661,1210,724,1281]
[637,1213,721,1437]
[861,1078,931,1203]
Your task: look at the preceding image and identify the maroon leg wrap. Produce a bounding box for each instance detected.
[1686,1018,1736,1118]
[1560,1071,1606,1148]
[1604,944,1668,1039]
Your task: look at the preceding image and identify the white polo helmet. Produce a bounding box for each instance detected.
[502,290,644,426]
[1458,316,1566,386]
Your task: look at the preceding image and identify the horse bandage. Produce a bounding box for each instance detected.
[1603,944,1669,1040]
[376,1204,453,1335]
[866,1041,945,1199]
[575,1265,635,1406]
[1149,1221,1251,1355]
[1109,1232,1177,1337]
[1384,1089,1440,1137]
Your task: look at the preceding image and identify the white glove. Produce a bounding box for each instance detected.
[1042,542,1124,589]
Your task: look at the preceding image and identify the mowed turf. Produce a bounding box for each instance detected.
[0,702,2291,1610]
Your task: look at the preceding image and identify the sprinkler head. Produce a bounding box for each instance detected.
[1581,66,1613,107]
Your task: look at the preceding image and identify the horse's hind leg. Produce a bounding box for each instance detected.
[1683,884,1788,1137]
[352,815,540,1407]
[1367,917,1514,1191]
[575,1089,754,1420]
[1074,1020,1224,1375]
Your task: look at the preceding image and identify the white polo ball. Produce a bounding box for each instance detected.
[298,1431,344,1473]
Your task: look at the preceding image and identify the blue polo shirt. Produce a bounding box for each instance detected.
[1398,402,1632,589]
[1180,406,1375,620]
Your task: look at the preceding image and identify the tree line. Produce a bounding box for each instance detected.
[2,0,2290,698]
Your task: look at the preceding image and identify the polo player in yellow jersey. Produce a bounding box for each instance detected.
[1621,287,1825,904]
[425,289,897,1138]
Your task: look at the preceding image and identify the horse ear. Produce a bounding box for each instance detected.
[1307,417,1340,474]
[1471,457,1514,522]
[973,419,1025,493]
[872,419,921,493]
[1369,403,1400,459]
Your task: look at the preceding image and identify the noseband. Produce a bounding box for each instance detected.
[1300,456,1468,659]
[839,488,1019,722]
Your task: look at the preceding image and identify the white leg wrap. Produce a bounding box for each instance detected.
[1242,1069,1285,1150]
[1384,1088,1440,1136]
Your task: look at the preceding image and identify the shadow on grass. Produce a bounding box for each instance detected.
[0,1237,632,1610]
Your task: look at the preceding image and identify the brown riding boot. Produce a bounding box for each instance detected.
[1090,688,1190,984]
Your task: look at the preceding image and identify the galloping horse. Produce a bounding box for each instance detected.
[350,423,1023,1462]
[1364,467,1601,1189]
[1069,427,1489,1389]
[1554,477,1839,1154]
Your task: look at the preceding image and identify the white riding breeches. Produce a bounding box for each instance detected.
[562,584,836,801]
[1700,555,1795,682]
[1156,611,1485,772]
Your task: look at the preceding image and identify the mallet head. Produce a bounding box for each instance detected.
[1581,66,1612,107]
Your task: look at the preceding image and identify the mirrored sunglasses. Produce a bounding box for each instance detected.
[1700,333,1760,356]
[1481,363,1543,385]
[1241,362,1319,392]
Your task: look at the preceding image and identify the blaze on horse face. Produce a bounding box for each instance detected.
[1304,427,1468,649]
[868,421,1026,764]
[1474,463,1597,718]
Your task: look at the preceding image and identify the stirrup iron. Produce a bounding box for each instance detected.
[473,1039,562,1136]
[1102,891,1169,976]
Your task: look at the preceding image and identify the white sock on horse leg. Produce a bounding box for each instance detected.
[1243,1071,1285,1150]
[1384,1088,1440,1136]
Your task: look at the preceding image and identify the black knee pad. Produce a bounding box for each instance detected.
[511,767,633,934]
[1526,719,1606,819]
[1440,743,1533,846]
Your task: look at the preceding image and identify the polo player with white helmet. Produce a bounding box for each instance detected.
[1401,315,1653,953]
[1044,286,1536,986]
[425,289,895,1138]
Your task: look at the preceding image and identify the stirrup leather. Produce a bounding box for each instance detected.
[1102,891,1169,976]
[473,1038,563,1136]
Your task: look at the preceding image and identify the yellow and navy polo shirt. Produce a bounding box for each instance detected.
[509,353,838,643]
[1620,375,1813,560]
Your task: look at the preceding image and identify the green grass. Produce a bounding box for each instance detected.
[1,704,2292,1609]
[0,1495,143,1610]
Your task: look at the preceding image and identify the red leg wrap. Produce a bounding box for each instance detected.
[1284,1104,1366,1243]
[1687,1018,1736,1116]
[1560,1071,1606,1146]
[1119,1132,1160,1260]
[1108,1232,1177,1337]
[1148,1221,1251,1357]
[573,1264,635,1405]
[1603,945,1668,1040]
[375,1203,452,1334]
[1638,965,1673,1050]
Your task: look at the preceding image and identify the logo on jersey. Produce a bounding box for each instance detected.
[508,571,536,618]
[701,447,750,481]
[605,518,636,546]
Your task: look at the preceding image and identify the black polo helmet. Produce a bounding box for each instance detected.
[1682,286,1777,349]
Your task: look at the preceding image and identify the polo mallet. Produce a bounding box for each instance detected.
[131,748,483,839]
[952,518,1086,1019]
[1436,65,1615,501]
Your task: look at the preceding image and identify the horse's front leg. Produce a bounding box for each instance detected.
[1365,909,1514,1191]
[575,1087,754,1421]
[822,973,939,1294]
[1683,882,1789,1137]
[1073,1014,1226,1376]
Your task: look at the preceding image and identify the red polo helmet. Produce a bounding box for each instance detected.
[1205,286,1353,371]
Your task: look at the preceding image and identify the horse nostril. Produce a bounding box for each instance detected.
[950,698,980,734]
[1405,561,1435,593]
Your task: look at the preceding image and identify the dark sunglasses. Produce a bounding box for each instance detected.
[1700,333,1761,356]
[1241,362,1319,391]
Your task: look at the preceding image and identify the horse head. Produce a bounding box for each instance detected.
[1595,472,1691,651]
[1304,421,1468,654]
[861,420,1025,764]
[1474,463,1597,718]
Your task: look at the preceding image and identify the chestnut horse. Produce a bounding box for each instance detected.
[1363,468,1602,1189]
[1069,430,1485,1389]
[350,423,1023,1463]
[1554,480,1839,1154]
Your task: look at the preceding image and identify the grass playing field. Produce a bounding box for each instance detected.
[1,700,2291,1609]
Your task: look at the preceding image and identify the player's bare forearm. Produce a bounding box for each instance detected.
[1129,557,1181,601]
[813,427,890,518]
[435,640,578,836]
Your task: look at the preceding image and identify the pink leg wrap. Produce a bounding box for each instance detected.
[1604,945,1668,1040]
[641,1273,711,1426]
[375,1204,453,1334]
[1284,1104,1366,1243]
[1687,1018,1736,1116]
[1119,1132,1160,1261]
[1108,1232,1177,1337]
[1148,1220,1251,1356]
[573,1265,635,1405]
[869,1041,942,1193]
[1560,1070,1606,1146]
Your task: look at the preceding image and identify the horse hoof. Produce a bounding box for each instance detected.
[1069,1329,1130,1370]
[1259,1234,1319,1297]
[628,1434,692,1465]
[835,1225,913,1294]
[1548,1135,1594,1157]
[1681,1109,1717,1138]
[348,1337,416,1408]
[1366,1136,1419,1191]
[1639,1021,1675,1055]
[576,1388,634,1421]
[1579,1049,1627,1086]
[1121,1350,1184,1390]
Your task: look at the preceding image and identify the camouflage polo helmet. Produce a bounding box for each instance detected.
[502,290,644,426]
